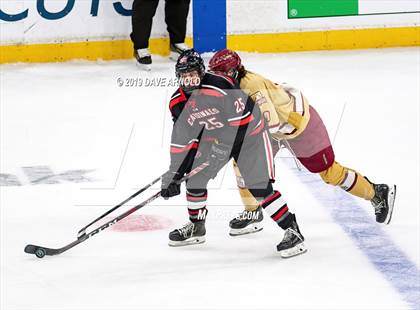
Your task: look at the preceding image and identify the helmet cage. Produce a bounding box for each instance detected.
[175,49,205,92]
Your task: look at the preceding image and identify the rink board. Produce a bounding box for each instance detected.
[1,0,420,63]
[1,26,420,64]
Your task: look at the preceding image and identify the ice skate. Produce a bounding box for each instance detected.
[229,207,264,236]
[371,183,396,224]
[277,215,307,258]
[168,221,206,247]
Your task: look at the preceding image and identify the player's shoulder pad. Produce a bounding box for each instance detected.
[203,72,238,88]
[198,72,239,98]
[242,71,267,89]
[169,88,187,112]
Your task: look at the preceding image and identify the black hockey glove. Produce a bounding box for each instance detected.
[161,171,181,200]
[206,142,231,179]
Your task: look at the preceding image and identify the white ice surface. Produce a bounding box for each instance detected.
[1,48,419,310]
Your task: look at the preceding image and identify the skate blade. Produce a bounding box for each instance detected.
[168,236,205,247]
[279,242,307,258]
[136,62,151,71]
[169,52,180,62]
[229,222,263,236]
[385,185,396,225]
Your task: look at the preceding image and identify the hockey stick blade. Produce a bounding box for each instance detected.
[24,244,63,258]
[24,237,85,258]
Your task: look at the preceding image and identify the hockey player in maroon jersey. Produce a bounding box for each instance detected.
[161,49,307,258]
[208,49,396,236]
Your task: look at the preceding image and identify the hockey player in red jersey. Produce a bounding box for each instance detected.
[208,49,396,236]
[161,49,307,257]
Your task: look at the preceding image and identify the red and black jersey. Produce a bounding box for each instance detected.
[168,72,264,175]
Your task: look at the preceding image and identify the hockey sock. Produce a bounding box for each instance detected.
[320,162,375,200]
[259,191,293,230]
[239,188,260,212]
[339,171,375,200]
[186,189,208,222]
[233,161,260,212]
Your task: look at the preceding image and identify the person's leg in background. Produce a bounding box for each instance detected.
[165,0,191,60]
[130,0,159,69]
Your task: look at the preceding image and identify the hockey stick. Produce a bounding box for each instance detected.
[77,174,165,238]
[24,162,209,258]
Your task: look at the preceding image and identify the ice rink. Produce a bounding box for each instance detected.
[1,48,419,310]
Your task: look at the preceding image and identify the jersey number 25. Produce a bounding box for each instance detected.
[199,117,224,130]
[234,98,245,113]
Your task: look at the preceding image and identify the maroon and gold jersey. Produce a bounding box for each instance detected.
[240,71,310,140]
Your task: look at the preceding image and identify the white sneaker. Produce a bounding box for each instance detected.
[134,48,152,71]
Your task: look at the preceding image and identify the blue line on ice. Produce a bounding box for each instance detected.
[295,168,420,309]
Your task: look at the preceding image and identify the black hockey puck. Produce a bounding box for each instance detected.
[35,248,46,258]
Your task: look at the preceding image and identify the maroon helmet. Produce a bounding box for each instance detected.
[209,49,242,79]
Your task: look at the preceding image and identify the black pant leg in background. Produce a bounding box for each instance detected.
[131,0,159,50]
[165,0,191,44]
